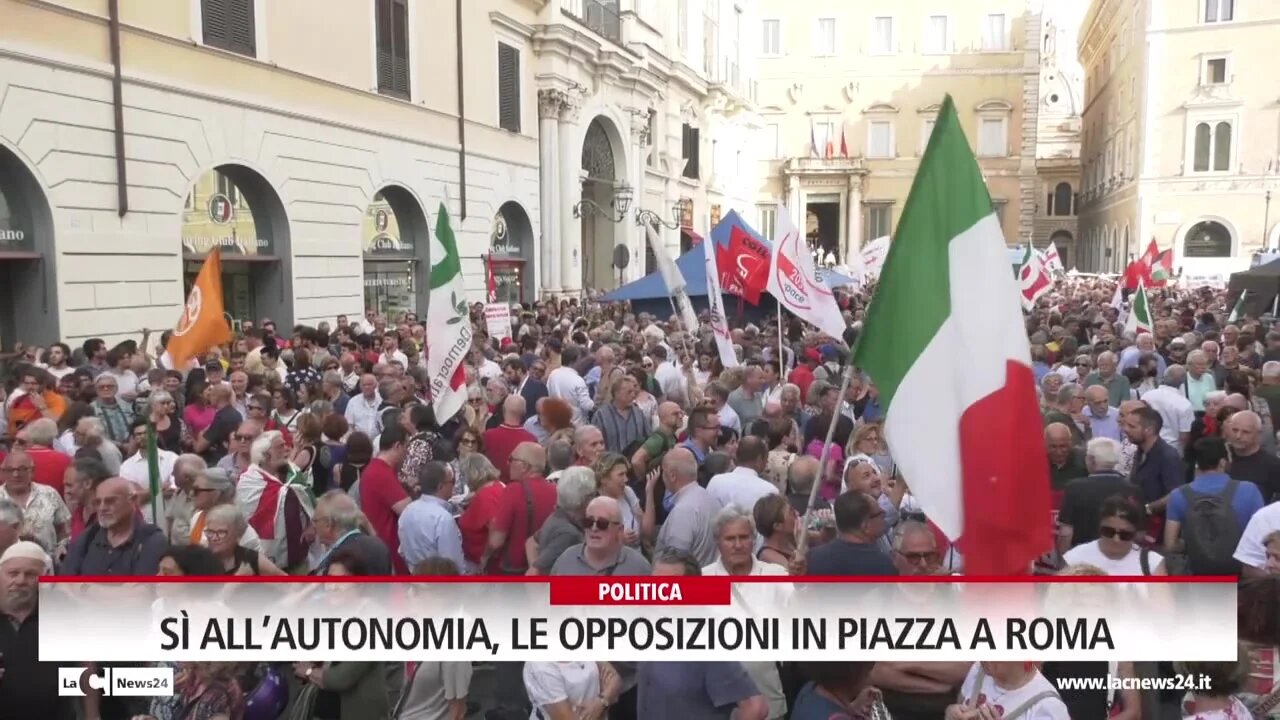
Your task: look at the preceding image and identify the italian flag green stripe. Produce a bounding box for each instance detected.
[854,95,993,408]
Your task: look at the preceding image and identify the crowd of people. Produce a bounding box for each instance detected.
[0,280,1276,720]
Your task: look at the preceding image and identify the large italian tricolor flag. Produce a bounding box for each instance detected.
[852,96,1052,576]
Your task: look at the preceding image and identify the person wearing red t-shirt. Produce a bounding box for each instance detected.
[359,425,412,574]
[788,349,820,402]
[486,441,556,574]
[19,419,70,498]
[483,396,537,483]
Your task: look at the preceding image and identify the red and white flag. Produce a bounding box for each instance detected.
[767,203,846,339]
[1018,245,1052,311]
[1042,241,1064,273]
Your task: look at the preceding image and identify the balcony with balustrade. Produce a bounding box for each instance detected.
[560,0,621,44]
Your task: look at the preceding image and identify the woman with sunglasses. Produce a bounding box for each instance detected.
[1062,496,1167,575]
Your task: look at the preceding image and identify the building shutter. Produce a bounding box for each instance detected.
[498,43,520,133]
[376,0,410,98]
[203,0,255,57]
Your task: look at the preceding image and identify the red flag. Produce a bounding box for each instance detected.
[717,225,771,305]
[839,126,848,157]
[485,254,497,303]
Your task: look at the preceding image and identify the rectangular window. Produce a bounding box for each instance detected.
[767,123,781,158]
[977,117,1007,157]
[920,118,936,154]
[497,43,521,133]
[924,15,949,54]
[1204,56,1228,85]
[815,18,836,56]
[871,16,894,55]
[761,19,781,55]
[865,204,893,240]
[682,123,700,179]
[868,120,893,159]
[1205,0,1234,23]
[375,0,410,99]
[677,0,688,52]
[758,206,777,240]
[217,171,239,207]
[982,13,1008,51]
[202,0,256,57]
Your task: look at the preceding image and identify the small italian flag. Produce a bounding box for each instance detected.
[853,95,1052,576]
[1228,290,1247,323]
[1124,281,1153,335]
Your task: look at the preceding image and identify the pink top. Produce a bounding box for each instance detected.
[184,403,217,437]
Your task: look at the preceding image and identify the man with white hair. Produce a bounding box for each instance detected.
[236,430,312,570]
[1140,365,1195,454]
[1057,437,1141,552]
[1202,340,1228,388]
[165,454,204,543]
[1184,350,1218,412]
[550,496,651,575]
[1083,351,1130,408]
[1255,361,1280,426]
[655,448,723,566]
[20,418,70,498]
[0,540,71,718]
[1118,332,1167,376]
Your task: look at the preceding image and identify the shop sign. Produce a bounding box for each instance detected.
[0,227,33,252]
[182,236,271,256]
[364,276,413,288]
[208,193,234,224]
[489,213,522,258]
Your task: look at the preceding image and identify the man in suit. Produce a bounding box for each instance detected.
[505,355,547,422]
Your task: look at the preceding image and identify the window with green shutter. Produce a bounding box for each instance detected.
[498,43,521,133]
[202,0,256,58]
[375,0,411,99]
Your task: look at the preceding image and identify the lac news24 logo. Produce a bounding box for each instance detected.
[58,666,174,697]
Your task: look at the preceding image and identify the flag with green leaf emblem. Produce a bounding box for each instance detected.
[426,201,472,424]
[1229,290,1247,322]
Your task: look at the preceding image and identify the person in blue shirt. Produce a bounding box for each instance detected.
[1162,436,1266,553]
[790,661,881,720]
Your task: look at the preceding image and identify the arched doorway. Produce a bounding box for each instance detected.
[1182,219,1234,258]
[363,186,430,320]
[181,165,292,331]
[581,116,624,290]
[1049,229,1073,268]
[490,201,534,303]
[0,145,58,347]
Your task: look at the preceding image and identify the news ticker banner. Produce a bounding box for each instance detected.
[39,577,1236,663]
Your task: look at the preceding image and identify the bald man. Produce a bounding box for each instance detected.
[1083,385,1122,442]
[1225,410,1280,502]
[486,442,555,574]
[60,477,167,576]
[1045,423,1087,491]
[483,395,537,484]
[655,447,723,567]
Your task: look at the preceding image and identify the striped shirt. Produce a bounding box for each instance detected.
[591,402,652,453]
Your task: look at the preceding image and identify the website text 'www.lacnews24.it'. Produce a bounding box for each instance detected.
[1052,674,1213,693]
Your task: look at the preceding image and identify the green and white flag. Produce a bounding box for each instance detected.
[1123,281,1152,335]
[1228,290,1247,322]
[425,201,472,424]
[851,95,1052,576]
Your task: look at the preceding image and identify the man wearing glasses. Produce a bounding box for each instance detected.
[549,496,650,575]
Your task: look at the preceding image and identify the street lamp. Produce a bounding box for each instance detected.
[572,182,633,223]
[634,201,683,229]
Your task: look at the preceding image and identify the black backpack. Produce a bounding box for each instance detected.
[1179,480,1243,576]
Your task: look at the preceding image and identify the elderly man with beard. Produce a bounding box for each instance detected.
[0,541,73,720]
[236,431,312,571]
[60,477,166,576]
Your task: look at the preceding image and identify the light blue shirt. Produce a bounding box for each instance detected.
[398,495,465,572]
[1118,346,1167,376]
[1085,405,1123,442]
[1184,373,1218,412]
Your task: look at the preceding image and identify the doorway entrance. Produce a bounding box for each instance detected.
[0,145,59,348]
[805,202,840,263]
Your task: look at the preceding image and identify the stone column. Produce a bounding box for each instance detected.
[628,108,649,283]
[537,89,563,295]
[845,176,863,266]
[787,175,802,225]
[558,98,583,296]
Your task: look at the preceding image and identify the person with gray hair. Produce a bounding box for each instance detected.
[1083,350,1130,408]
[75,415,122,473]
[527,466,597,575]
[1258,361,1280,428]
[654,447,724,567]
[0,498,24,556]
[203,503,285,576]
[550,495,651,576]
[236,430,309,569]
[1043,383,1087,446]
[1185,349,1217,412]
[1057,437,1142,554]
[311,489,390,576]
[188,466,261,551]
[166,454,206,543]
[890,521,943,576]
[700,505,790,719]
[398,461,465,572]
[545,439,574,482]
[1140,365,1196,452]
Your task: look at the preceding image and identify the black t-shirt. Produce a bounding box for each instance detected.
[202,406,242,464]
[805,538,898,576]
[1228,449,1280,502]
[1059,472,1142,546]
[0,610,75,720]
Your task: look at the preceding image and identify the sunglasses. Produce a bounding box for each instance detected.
[1099,526,1135,541]
[193,487,218,494]
[459,438,477,446]
[898,551,939,564]
[583,517,618,531]
[233,433,258,442]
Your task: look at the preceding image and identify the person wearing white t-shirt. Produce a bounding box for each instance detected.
[951,661,1070,720]
[1062,495,1167,575]
[523,661,620,720]
[40,343,76,381]
[1236,500,1280,578]
[706,438,779,514]
[701,507,791,719]
[117,422,178,525]
[1142,367,1196,453]
[378,332,408,369]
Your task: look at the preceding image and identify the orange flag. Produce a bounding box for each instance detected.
[168,248,231,370]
